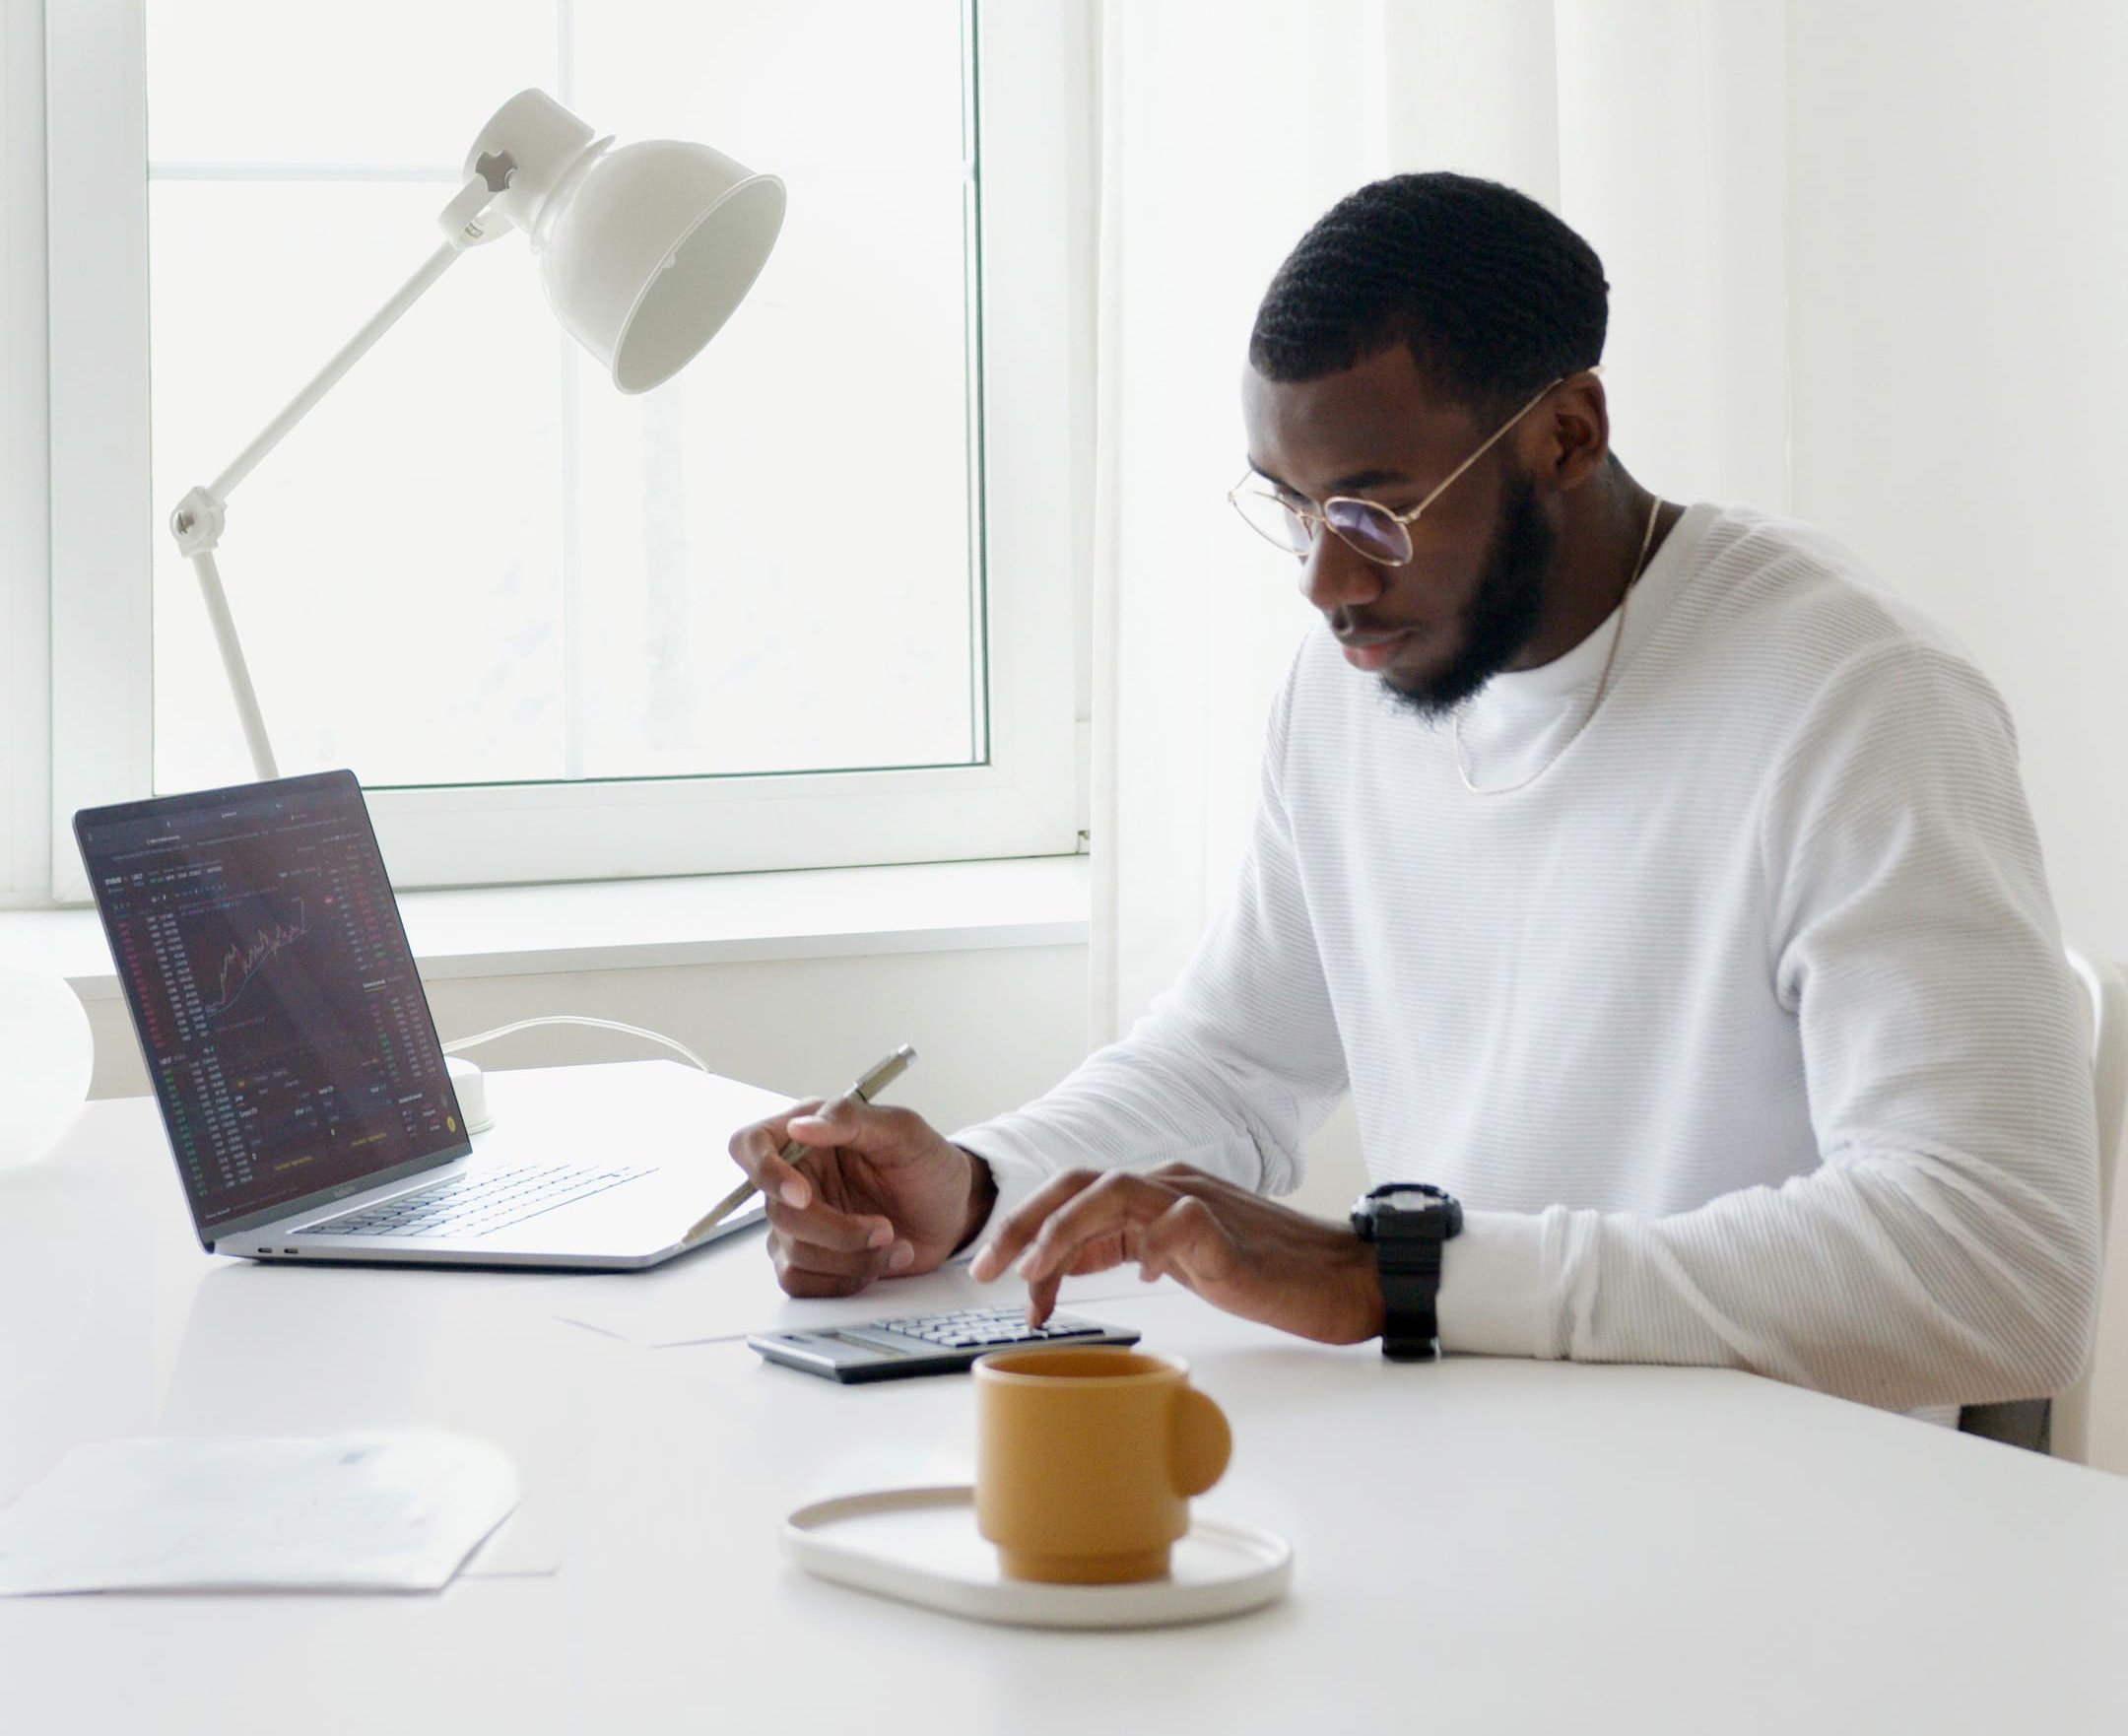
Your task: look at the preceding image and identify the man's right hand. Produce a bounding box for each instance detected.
[727,1098,997,1298]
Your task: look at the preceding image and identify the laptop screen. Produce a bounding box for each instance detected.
[76,770,469,1241]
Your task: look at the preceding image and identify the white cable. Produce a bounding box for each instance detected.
[440,1015,713,1077]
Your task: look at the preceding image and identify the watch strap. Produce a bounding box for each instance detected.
[1376,1229,1445,1360]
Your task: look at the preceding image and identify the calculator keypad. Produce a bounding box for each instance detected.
[877,1306,1107,1352]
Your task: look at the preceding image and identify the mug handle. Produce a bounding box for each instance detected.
[1168,1386,1232,1497]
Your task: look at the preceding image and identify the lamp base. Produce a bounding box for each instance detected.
[446,1054,497,1135]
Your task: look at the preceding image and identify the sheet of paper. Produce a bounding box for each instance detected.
[0,1432,519,1595]
[457,1494,561,1579]
[534,1236,1188,1348]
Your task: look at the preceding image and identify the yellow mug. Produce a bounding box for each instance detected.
[972,1346,1232,1584]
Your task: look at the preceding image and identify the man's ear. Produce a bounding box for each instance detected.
[1542,371,1611,491]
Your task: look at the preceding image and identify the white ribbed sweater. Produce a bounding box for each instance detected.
[957,503,2099,1412]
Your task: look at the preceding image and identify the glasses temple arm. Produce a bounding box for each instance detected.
[1401,375,1563,522]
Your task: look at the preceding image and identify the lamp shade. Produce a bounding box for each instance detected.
[465,89,786,394]
[543,138,786,393]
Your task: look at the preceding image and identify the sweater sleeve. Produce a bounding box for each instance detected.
[1440,640,2101,1410]
[952,673,1351,1233]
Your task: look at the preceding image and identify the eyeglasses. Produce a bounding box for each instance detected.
[1228,370,1584,568]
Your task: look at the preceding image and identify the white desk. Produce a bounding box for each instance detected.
[6,1075,2128,1733]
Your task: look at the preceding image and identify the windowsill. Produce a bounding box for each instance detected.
[0,856,1093,1003]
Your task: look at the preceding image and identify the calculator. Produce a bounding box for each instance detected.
[747,1304,1142,1383]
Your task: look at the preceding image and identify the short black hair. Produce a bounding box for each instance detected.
[1248,172,1608,411]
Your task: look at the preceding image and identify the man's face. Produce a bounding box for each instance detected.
[1240,346,1557,718]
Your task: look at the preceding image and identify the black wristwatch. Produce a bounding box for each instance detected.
[1351,1183,1463,1361]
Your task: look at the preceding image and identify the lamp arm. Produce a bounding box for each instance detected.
[212,239,464,504]
[189,548,281,781]
[167,237,469,783]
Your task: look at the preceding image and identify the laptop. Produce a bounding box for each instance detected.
[75,768,773,1270]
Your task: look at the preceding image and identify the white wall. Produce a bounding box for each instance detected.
[1785,0,2128,967]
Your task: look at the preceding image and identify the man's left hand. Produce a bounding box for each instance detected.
[968,1163,1385,1344]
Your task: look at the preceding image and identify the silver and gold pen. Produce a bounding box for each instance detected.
[681,1044,917,1245]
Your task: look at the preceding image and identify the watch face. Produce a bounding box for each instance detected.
[1373,1186,1443,1213]
[1363,1185,1462,1240]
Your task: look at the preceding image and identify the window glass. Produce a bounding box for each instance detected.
[146,1,980,792]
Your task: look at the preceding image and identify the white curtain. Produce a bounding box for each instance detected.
[1088,0,1793,1046]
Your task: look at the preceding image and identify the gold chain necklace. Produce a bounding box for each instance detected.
[1450,495,1663,797]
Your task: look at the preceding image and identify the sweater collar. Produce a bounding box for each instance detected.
[1474,501,1713,715]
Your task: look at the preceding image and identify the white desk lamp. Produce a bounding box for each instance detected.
[168,88,786,781]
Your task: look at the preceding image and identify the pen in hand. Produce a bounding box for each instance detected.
[681,1044,917,1245]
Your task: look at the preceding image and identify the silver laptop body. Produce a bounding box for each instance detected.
[77,769,768,1270]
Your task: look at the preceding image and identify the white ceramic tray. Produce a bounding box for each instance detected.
[783,1485,1292,1630]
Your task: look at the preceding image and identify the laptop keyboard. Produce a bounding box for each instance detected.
[310,1161,657,1240]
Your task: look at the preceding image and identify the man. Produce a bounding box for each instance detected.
[728,172,2097,1417]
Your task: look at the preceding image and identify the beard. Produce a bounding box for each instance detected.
[1378,470,1555,720]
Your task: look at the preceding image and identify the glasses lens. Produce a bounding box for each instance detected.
[1324,499,1412,566]
[1230,486,1313,557]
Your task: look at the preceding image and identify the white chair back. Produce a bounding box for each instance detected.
[2052,949,2128,1465]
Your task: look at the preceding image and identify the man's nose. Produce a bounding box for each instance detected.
[1298,528,1387,614]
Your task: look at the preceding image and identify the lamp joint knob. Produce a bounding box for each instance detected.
[437,167,517,250]
[170,487,226,556]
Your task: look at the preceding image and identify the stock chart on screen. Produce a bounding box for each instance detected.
[79,772,465,1233]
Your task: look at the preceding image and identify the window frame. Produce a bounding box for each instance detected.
[41,0,1090,902]
[1,0,53,908]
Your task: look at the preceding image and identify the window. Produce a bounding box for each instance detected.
[43,1,1088,899]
